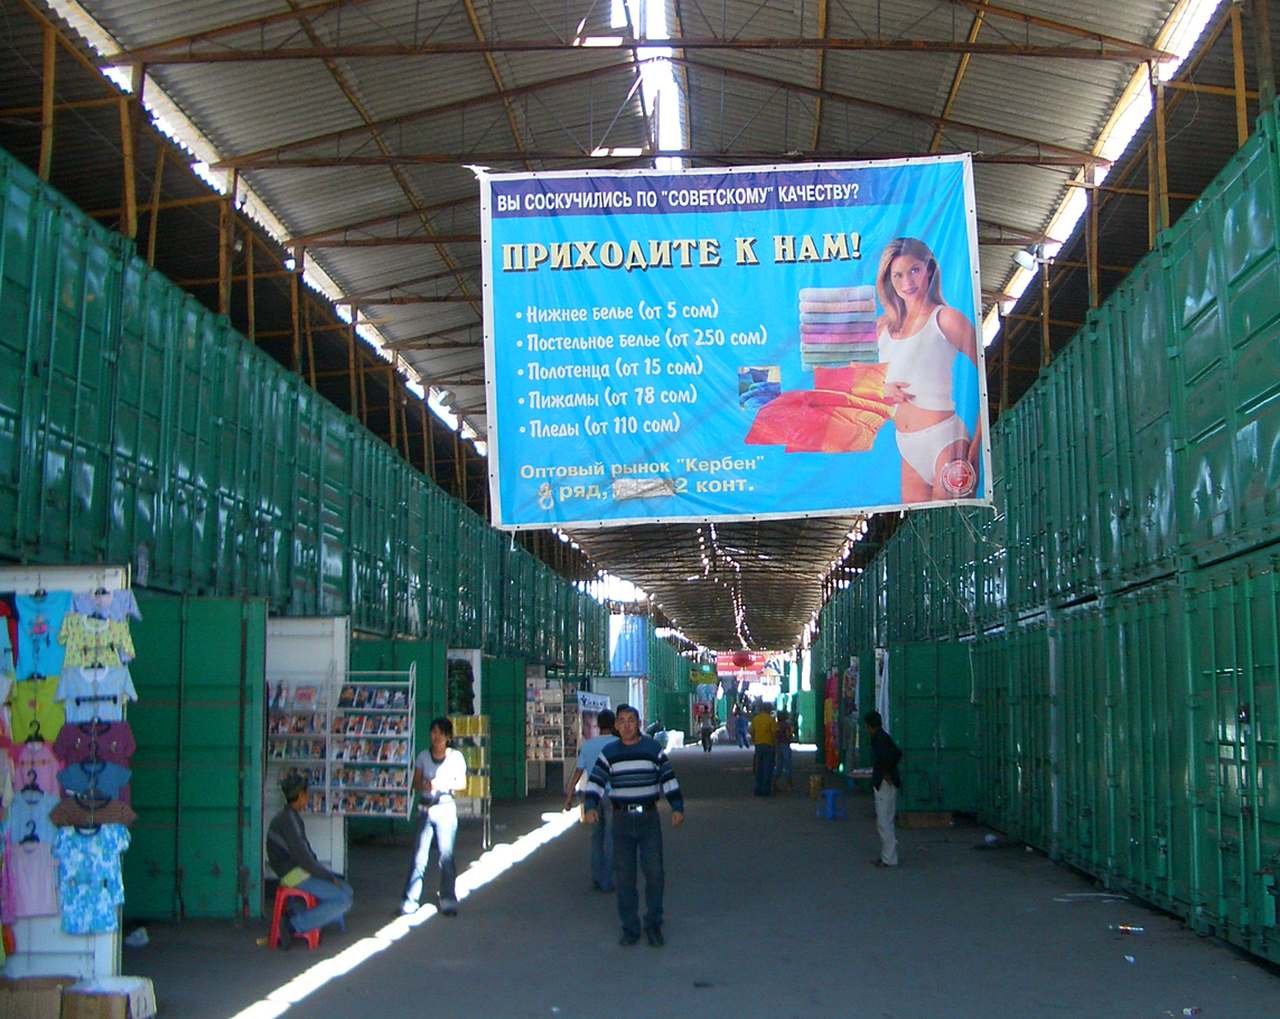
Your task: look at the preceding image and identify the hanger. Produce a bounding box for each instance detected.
[19,820,39,845]
[21,768,40,792]
[32,586,47,600]
[26,719,44,743]
[93,586,108,597]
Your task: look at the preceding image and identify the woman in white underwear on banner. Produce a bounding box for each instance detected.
[875,237,982,503]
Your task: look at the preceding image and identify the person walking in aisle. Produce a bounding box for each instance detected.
[699,712,715,753]
[401,717,468,916]
[267,776,354,947]
[865,711,901,867]
[563,708,618,892]
[773,709,795,791]
[582,704,684,947]
[733,707,751,748]
[750,702,777,797]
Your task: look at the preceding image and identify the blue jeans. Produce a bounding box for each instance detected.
[294,877,353,933]
[774,743,793,780]
[753,746,775,796]
[612,807,664,935]
[735,725,750,748]
[591,799,614,890]
[402,799,458,909]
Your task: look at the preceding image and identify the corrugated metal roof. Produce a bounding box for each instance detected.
[2,0,1257,649]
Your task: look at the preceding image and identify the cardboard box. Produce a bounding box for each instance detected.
[61,977,156,1019]
[0,975,77,1019]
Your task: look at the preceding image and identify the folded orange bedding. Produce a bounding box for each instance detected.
[745,367,894,452]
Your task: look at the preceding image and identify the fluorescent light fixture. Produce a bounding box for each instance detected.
[591,146,644,157]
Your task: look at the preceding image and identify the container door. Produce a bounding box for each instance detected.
[128,594,266,920]
[483,657,527,799]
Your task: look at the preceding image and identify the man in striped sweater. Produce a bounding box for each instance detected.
[582,704,684,947]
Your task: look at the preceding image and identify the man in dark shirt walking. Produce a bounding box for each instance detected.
[865,711,901,868]
[583,704,684,947]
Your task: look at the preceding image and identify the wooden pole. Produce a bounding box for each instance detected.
[1154,77,1169,232]
[1087,185,1100,308]
[289,247,302,367]
[1253,0,1276,110]
[146,147,164,265]
[245,223,256,343]
[218,170,237,316]
[999,313,1010,413]
[39,26,55,181]
[1040,262,1052,367]
[386,365,398,449]
[418,400,431,476]
[303,300,318,389]
[1231,2,1249,147]
[1146,140,1157,249]
[357,348,370,426]
[347,316,359,417]
[453,428,464,497]
[117,97,137,239]
[399,390,411,460]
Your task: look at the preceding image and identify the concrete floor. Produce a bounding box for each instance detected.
[128,748,1277,1018]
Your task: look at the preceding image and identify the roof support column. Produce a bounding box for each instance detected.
[303,300,318,388]
[245,223,256,343]
[999,312,1010,413]
[1040,263,1052,367]
[1150,66,1170,233]
[218,170,238,316]
[117,94,137,238]
[145,147,164,265]
[1253,0,1276,109]
[38,26,55,181]
[289,246,302,368]
[1087,185,1100,309]
[386,365,398,450]
[1230,3,1249,146]
[347,313,359,416]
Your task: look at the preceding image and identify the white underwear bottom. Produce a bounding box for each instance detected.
[895,414,970,484]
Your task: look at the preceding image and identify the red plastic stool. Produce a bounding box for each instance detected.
[269,886,321,951]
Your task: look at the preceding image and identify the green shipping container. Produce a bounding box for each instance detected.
[127,594,266,920]
[887,641,977,813]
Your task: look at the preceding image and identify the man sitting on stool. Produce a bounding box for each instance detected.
[266,775,354,947]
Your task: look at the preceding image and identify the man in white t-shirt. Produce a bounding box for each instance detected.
[563,709,617,892]
[400,717,468,916]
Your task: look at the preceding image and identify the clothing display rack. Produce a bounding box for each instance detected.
[0,564,134,981]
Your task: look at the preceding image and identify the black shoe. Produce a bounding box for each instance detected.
[619,930,640,946]
[645,927,664,947]
[591,881,602,891]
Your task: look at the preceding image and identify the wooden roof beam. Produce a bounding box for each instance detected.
[676,58,1110,167]
[104,37,1175,65]
[213,64,634,167]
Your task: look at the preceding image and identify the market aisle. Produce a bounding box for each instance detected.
[256,746,1273,1019]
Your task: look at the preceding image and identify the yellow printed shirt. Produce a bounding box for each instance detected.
[9,675,65,744]
[750,712,777,747]
[58,615,135,669]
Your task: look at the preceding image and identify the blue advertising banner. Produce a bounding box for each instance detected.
[479,156,991,529]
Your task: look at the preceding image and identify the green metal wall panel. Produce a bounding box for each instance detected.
[127,593,266,921]
[887,641,977,813]
[482,657,527,799]
[1182,549,1280,963]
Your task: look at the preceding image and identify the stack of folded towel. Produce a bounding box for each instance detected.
[798,285,878,369]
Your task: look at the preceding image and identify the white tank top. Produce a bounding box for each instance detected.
[878,306,956,412]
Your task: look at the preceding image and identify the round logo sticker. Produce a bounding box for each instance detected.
[940,459,977,497]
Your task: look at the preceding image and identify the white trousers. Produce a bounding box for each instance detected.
[874,782,899,866]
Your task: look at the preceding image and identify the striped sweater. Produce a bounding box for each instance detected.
[583,735,684,813]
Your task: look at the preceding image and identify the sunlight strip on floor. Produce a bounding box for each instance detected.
[227,809,582,1019]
